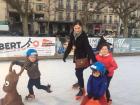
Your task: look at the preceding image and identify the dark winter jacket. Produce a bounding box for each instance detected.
[63,31,96,63]
[87,75,107,99]
[13,60,41,79]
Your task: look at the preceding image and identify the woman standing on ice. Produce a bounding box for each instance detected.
[63,20,97,100]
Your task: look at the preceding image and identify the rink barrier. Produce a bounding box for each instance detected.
[0,37,140,61]
[1,52,140,61]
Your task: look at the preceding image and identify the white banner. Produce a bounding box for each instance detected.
[88,37,114,48]
[0,37,55,57]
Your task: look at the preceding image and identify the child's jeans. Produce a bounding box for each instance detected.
[28,77,47,94]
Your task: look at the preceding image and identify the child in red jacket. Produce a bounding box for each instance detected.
[96,43,118,104]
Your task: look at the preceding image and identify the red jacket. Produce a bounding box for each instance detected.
[96,53,118,77]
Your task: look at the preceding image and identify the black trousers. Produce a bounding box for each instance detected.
[75,68,85,88]
[28,77,47,95]
[106,76,112,101]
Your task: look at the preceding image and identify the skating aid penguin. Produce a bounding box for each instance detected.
[0,62,24,105]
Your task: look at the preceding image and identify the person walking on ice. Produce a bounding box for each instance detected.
[63,20,97,100]
[12,48,52,100]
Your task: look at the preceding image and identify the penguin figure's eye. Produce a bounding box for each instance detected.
[4,81,9,86]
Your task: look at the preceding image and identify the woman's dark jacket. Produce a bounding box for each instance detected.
[63,31,96,62]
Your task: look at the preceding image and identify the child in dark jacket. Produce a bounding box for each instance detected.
[80,62,108,105]
[12,48,52,100]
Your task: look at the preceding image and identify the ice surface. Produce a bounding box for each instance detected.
[0,56,140,105]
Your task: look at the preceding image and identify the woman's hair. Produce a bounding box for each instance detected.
[73,20,83,27]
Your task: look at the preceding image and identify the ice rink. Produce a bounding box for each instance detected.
[0,56,140,105]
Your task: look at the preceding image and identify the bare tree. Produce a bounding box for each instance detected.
[106,0,140,37]
[80,0,106,31]
[3,0,31,36]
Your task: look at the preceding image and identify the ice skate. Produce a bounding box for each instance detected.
[72,82,79,89]
[75,88,85,100]
[46,84,52,93]
[25,94,35,101]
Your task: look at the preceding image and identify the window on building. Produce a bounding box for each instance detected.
[59,0,63,4]
[78,1,82,11]
[73,0,77,20]
[104,7,108,13]
[88,2,94,11]
[58,12,63,20]
[88,14,92,21]
[36,3,44,11]
[73,13,77,21]
[66,0,71,12]
[66,13,71,21]
[114,16,118,23]
[66,0,71,21]
[59,0,63,8]
[82,3,85,11]
[104,16,107,23]
[96,15,100,22]
[108,8,113,13]
[109,15,112,24]
[89,2,93,9]
[73,0,77,12]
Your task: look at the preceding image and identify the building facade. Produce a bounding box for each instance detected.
[86,2,120,37]
[1,0,139,37]
[3,0,84,36]
[0,0,8,25]
[44,0,83,37]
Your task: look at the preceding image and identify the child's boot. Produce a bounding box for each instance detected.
[75,88,85,100]
[25,94,35,100]
[45,84,52,93]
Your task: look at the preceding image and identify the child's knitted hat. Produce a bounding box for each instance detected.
[26,48,38,57]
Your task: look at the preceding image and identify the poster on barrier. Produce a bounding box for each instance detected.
[56,37,114,55]
[130,38,140,52]
[88,37,114,51]
[56,37,74,55]
[113,38,130,53]
[0,37,55,57]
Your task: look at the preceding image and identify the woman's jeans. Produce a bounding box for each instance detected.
[75,68,85,89]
